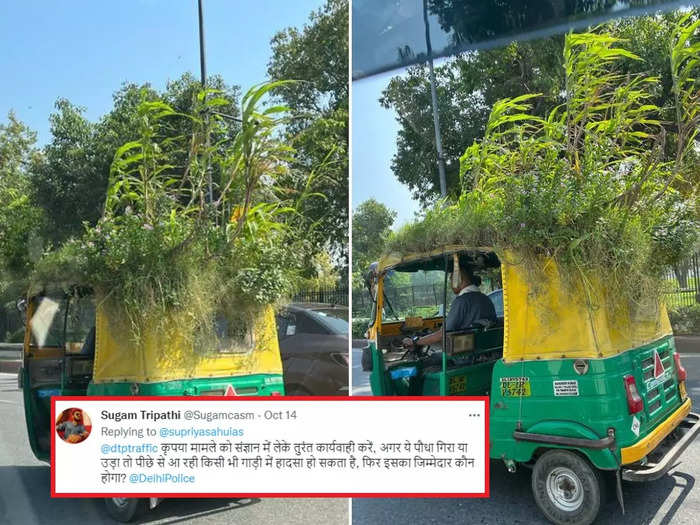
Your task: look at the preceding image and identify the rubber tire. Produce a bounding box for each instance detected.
[531,450,604,525]
[104,498,147,523]
[285,384,313,396]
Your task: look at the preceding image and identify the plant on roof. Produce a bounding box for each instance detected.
[32,81,325,343]
[388,14,699,313]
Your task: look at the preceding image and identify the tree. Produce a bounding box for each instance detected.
[30,73,241,244]
[268,0,349,272]
[381,36,565,204]
[0,113,43,280]
[352,199,396,278]
[381,11,697,205]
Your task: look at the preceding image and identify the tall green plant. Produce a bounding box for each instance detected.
[389,17,699,312]
[32,82,310,342]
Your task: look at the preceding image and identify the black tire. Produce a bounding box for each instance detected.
[104,498,146,523]
[361,346,373,371]
[531,450,604,525]
[285,384,312,396]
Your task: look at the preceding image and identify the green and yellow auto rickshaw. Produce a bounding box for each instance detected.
[19,285,284,521]
[365,245,700,525]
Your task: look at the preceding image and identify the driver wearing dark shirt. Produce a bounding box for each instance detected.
[403,259,497,349]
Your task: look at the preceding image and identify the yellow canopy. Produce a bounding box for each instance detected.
[377,245,672,362]
[93,304,282,383]
[502,256,672,362]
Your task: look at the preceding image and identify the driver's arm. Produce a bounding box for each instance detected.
[403,327,443,348]
[416,328,443,346]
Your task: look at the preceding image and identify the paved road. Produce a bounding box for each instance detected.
[352,345,371,396]
[0,373,348,525]
[352,352,700,524]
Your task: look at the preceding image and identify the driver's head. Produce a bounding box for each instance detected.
[451,260,478,295]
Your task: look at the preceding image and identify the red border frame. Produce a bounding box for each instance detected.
[51,395,490,499]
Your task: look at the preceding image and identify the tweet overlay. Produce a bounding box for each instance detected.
[52,396,488,497]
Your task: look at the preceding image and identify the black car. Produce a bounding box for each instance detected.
[276,303,349,395]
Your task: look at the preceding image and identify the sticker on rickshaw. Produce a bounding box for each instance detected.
[646,369,671,390]
[449,375,467,394]
[500,377,531,397]
[631,415,641,437]
[553,380,579,396]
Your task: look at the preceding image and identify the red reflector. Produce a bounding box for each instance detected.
[624,375,643,414]
[674,353,687,382]
[224,385,237,396]
[271,391,282,396]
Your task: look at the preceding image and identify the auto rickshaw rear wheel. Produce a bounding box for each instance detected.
[104,497,147,522]
[531,450,604,525]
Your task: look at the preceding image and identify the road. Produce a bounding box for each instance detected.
[0,373,348,525]
[352,349,700,525]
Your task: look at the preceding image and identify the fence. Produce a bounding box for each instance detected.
[352,251,700,316]
[292,286,349,306]
[663,251,700,309]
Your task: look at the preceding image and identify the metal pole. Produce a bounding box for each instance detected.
[198,0,207,87]
[198,0,213,205]
[423,0,447,198]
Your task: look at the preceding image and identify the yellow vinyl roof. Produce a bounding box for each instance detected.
[501,256,671,361]
[377,246,672,361]
[93,304,282,383]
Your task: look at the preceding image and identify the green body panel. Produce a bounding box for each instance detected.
[370,333,683,471]
[86,374,285,396]
[23,371,284,462]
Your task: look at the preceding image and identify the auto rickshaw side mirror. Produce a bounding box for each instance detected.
[16,298,27,321]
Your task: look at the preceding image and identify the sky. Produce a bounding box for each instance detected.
[0,0,324,146]
[351,73,420,230]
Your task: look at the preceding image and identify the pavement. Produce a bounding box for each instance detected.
[0,373,348,525]
[351,347,700,524]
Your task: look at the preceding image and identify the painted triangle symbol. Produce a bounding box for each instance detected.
[224,385,237,396]
[653,350,665,378]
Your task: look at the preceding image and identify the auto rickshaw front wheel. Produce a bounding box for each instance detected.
[531,450,604,525]
[104,497,147,522]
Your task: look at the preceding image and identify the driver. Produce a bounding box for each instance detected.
[403,258,496,350]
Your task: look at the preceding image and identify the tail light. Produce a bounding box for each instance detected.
[673,353,687,382]
[624,375,643,414]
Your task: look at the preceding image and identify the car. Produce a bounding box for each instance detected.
[488,288,503,318]
[276,303,349,395]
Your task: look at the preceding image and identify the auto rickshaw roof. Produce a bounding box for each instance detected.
[378,245,499,273]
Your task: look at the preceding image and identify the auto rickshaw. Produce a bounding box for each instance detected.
[18,285,284,521]
[365,245,700,525]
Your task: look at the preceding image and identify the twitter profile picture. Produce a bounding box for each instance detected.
[56,407,92,444]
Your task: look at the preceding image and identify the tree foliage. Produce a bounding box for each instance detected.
[32,82,310,342]
[0,113,43,284]
[381,10,698,205]
[389,15,699,314]
[352,199,396,281]
[30,74,241,244]
[268,0,349,274]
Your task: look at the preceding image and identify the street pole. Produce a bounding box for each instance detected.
[422,0,447,198]
[197,0,213,205]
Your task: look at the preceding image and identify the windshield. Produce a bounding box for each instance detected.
[29,296,66,347]
[29,293,95,349]
[382,269,455,321]
[308,309,349,335]
[382,265,503,322]
[352,0,680,79]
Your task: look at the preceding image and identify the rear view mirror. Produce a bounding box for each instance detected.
[16,298,27,320]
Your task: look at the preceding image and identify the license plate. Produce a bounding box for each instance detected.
[449,375,467,394]
[679,381,687,400]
